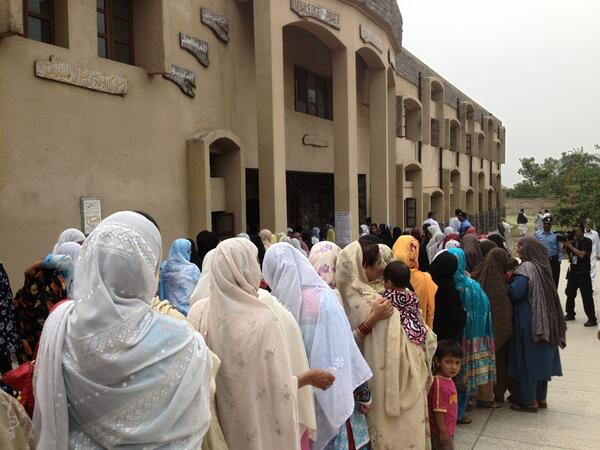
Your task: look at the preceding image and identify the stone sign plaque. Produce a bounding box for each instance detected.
[35,56,127,96]
[302,134,329,148]
[201,8,229,43]
[359,25,383,53]
[180,32,209,67]
[388,48,397,70]
[290,0,340,30]
[163,65,196,98]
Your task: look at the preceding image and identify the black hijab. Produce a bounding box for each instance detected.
[196,230,219,267]
[187,239,202,270]
[430,250,466,340]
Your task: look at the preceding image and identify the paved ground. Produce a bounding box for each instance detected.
[455,261,600,449]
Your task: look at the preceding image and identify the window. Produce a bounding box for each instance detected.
[24,0,54,43]
[97,0,134,64]
[466,133,472,155]
[456,151,460,166]
[405,198,417,228]
[469,157,473,186]
[294,66,333,120]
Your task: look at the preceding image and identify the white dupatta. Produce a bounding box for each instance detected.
[263,243,372,450]
[34,212,213,449]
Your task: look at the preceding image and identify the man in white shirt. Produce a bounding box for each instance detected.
[448,209,461,233]
[534,211,543,232]
[584,218,600,283]
[422,211,440,230]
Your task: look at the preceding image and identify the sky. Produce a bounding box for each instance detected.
[398,0,600,186]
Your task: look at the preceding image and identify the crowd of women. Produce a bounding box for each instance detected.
[0,211,567,449]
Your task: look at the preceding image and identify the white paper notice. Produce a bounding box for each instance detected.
[335,212,352,248]
[80,198,102,235]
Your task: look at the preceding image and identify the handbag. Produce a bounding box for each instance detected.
[2,360,35,418]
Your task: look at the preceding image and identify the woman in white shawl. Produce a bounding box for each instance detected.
[189,249,216,306]
[187,238,304,450]
[336,241,433,450]
[263,243,372,450]
[426,224,445,263]
[33,211,213,449]
[51,228,85,254]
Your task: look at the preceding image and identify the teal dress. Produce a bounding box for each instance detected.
[507,274,562,404]
[448,248,496,394]
[324,382,371,450]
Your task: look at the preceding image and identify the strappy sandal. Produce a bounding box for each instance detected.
[510,404,538,413]
[457,417,473,424]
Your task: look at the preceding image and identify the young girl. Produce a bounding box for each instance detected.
[382,261,428,345]
[429,340,463,450]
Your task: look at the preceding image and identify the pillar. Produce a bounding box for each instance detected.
[441,169,451,223]
[387,79,397,225]
[332,48,359,243]
[369,68,389,224]
[253,0,287,232]
[396,164,404,229]
[186,136,211,234]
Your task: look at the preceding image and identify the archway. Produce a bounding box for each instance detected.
[402,96,422,141]
[430,79,444,147]
[466,188,476,217]
[187,129,244,238]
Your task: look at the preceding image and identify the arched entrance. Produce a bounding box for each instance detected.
[466,188,476,216]
[187,130,245,238]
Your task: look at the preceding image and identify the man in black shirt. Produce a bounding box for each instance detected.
[564,223,598,326]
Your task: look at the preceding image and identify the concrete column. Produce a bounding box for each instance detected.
[396,164,404,228]
[369,68,389,224]
[421,79,432,145]
[422,192,431,225]
[186,137,211,234]
[253,0,287,232]
[332,48,359,241]
[387,80,396,225]
[441,169,450,223]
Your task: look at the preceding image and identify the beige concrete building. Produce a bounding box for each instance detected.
[0,0,505,282]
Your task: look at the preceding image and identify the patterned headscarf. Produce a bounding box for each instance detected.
[392,236,438,328]
[461,234,483,273]
[309,241,341,288]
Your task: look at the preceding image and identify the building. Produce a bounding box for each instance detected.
[0,0,505,281]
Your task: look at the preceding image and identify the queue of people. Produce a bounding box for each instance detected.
[0,211,571,449]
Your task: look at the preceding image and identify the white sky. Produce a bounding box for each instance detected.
[398,0,600,186]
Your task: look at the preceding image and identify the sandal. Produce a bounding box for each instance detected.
[538,401,548,409]
[477,400,503,408]
[457,417,472,424]
[510,404,538,413]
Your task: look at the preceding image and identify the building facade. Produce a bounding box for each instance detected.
[0,0,505,281]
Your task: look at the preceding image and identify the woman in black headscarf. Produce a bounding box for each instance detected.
[196,230,219,267]
[430,250,466,340]
[187,239,202,270]
[392,227,402,246]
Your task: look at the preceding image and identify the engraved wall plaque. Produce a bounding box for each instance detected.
[302,134,329,148]
[388,48,397,70]
[34,56,127,96]
[201,8,229,43]
[359,25,383,53]
[290,0,340,30]
[163,65,196,97]
[180,32,209,67]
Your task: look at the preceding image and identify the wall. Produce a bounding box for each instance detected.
[505,198,559,216]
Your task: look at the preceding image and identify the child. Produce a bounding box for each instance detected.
[382,261,428,345]
[428,339,463,450]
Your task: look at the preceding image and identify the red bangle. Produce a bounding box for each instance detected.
[358,322,373,335]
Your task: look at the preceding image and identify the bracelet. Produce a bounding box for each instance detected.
[358,321,373,336]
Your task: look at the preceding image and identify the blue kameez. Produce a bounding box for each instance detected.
[507,274,562,404]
